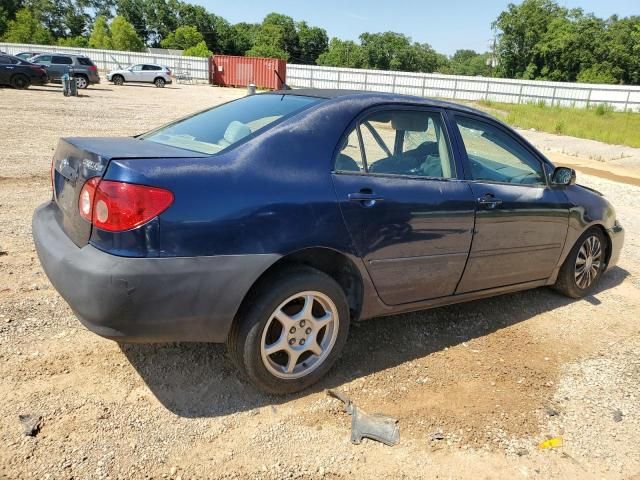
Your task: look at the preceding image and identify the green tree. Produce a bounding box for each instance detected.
[246,23,289,60]
[88,14,112,48]
[58,34,88,47]
[449,49,491,76]
[0,0,24,38]
[229,22,259,55]
[183,40,210,57]
[160,25,203,49]
[316,38,366,68]
[493,0,567,79]
[297,21,328,64]
[110,15,144,51]
[2,7,53,44]
[116,0,147,42]
[261,13,299,60]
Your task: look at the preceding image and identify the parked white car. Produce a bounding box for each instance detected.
[106,64,172,87]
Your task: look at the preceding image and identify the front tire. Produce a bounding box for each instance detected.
[554,227,607,298]
[112,75,124,86]
[227,266,350,394]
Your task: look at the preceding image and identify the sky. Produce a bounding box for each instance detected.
[196,0,638,55]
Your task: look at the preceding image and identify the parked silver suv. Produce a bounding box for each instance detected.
[30,53,100,89]
[106,64,173,88]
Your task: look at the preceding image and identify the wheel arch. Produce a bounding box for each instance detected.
[231,247,365,336]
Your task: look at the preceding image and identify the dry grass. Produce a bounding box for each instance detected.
[474,100,640,148]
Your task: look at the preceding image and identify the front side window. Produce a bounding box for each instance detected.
[336,129,364,172]
[141,94,322,154]
[131,64,143,72]
[455,116,546,185]
[336,110,455,179]
[34,55,51,64]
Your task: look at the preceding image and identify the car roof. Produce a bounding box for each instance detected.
[269,88,491,117]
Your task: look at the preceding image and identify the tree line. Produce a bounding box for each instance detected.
[1,0,639,84]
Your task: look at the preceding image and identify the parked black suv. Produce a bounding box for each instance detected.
[0,54,48,89]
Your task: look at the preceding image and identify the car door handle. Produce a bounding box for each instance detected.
[477,194,503,209]
[348,191,384,207]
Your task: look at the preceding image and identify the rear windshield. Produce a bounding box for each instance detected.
[140,94,322,154]
[77,57,94,66]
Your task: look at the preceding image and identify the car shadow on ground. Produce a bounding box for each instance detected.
[121,266,629,418]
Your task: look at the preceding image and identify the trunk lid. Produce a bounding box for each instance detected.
[52,137,207,246]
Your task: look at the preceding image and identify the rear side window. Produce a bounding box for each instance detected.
[454,116,546,185]
[0,56,17,64]
[141,94,322,154]
[142,65,161,71]
[52,56,73,65]
[77,57,94,66]
[336,110,455,179]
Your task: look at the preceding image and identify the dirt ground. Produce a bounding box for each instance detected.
[1,82,639,480]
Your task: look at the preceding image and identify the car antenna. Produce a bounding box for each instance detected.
[274,69,290,90]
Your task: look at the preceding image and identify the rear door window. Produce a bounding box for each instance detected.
[77,57,93,66]
[342,110,455,179]
[52,56,73,65]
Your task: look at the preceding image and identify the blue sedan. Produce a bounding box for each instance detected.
[33,89,624,393]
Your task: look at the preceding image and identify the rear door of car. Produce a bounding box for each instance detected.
[49,55,73,80]
[142,64,159,82]
[331,106,476,305]
[448,112,570,292]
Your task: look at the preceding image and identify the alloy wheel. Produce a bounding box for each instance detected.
[575,235,602,289]
[260,291,339,380]
[75,76,88,89]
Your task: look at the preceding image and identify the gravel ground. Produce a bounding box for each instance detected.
[0,83,639,479]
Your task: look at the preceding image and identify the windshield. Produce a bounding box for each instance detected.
[140,94,322,154]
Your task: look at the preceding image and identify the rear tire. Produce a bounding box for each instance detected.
[11,74,30,89]
[227,266,350,394]
[75,75,88,89]
[554,227,607,298]
[112,75,124,86]
[154,77,166,88]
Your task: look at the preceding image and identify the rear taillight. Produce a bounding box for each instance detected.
[79,178,173,232]
[88,65,97,72]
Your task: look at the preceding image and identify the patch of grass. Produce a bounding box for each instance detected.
[473,100,640,148]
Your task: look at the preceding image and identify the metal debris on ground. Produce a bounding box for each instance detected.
[18,414,42,437]
[327,389,400,446]
[613,409,623,422]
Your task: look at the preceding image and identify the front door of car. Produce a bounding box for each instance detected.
[450,113,570,293]
[33,55,54,79]
[127,64,144,82]
[331,107,476,306]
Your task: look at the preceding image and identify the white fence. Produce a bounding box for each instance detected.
[4,41,640,110]
[287,64,640,111]
[0,42,210,80]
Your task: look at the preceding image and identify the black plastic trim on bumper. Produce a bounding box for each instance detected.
[32,202,280,343]
[606,223,624,271]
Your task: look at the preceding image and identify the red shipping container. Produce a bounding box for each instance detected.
[209,55,287,90]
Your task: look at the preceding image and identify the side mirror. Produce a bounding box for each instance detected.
[551,166,576,186]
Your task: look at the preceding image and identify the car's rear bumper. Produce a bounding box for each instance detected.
[606,222,624,271]
[32,202,279,343]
